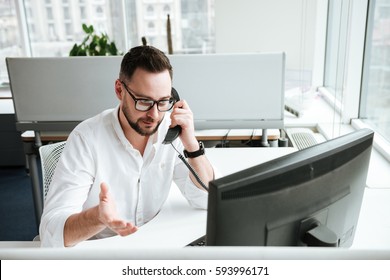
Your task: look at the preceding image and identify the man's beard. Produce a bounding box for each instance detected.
[122,105,163,136]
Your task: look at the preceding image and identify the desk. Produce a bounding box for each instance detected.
[0,185,390,260]
[195,129,280,142]
[2,148,295,249]
[57,147,390,251]
[22,129,281,142]
[74,147,390,251]
[1,148,390,259]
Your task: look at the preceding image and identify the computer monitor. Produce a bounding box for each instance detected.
[206,128,374,247]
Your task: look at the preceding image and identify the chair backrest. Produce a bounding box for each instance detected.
[39,141,66,202]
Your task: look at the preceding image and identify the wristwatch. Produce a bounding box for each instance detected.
[183,141,205,158]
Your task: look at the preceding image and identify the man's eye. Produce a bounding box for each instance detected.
[139,100,154,105]
[159,100,171,105]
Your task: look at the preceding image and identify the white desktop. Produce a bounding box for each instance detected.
[1,147,390,260]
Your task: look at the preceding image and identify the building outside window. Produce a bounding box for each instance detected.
[0,0,215,86]
[0,0,22,85]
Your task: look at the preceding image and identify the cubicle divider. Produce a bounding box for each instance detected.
[7,52,285,131]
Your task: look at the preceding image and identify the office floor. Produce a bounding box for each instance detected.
[0,166,38,241]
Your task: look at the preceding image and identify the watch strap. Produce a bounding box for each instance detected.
[183,141,205,158]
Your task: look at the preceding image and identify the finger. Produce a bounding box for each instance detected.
[172,106,192,123]
[110,221,138,236]
[177,99,190,109]
[108,220,127,229]
[169,108,182,127]
[173,100,184,108]
[100,182,109,194]
[99,182,110,202]
[117,224,138,236]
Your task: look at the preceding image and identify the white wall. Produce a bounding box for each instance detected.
[215,0,317,71]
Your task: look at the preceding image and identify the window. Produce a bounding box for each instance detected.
[163,4,171,14]
[0,0,22,85]
[360,0,390,141]
[65,23,73,37]
[0,0,215,84]
[25,6,32,19]
[324,0,350,101]
[80,6,87,19]
[48,23,57,41]
[124,0,215,54]
[63,7,71,20]
[95,6,104,18]
[146,5,155,17]
[147,21,156,34]
[46,7,54,20]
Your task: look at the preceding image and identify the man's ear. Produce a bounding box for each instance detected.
[115,79,124,100]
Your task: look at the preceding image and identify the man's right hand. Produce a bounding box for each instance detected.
[64,182,138,247]
[98,182,138,236]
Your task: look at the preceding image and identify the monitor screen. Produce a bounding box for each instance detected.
[206,128,374,247]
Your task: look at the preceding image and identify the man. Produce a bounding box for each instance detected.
[40,46,214,247]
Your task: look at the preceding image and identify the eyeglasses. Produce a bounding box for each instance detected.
[120,81,176,112]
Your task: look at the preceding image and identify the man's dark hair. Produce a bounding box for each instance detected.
[119,45,173,82]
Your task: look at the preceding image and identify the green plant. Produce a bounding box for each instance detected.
[69,24,121,56]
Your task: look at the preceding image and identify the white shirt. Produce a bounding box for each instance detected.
[39,106,208,247]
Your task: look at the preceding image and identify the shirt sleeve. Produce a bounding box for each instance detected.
[172,140,209,210]
[39,129,95,247]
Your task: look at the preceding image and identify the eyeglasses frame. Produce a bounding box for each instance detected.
[120,80,177,112]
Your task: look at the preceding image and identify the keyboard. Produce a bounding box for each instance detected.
[186,235,206,246]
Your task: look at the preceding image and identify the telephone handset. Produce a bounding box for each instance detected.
[163,88,209,192]
[162,87,182,144]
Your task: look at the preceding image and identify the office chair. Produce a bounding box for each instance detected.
[39,141,66,202]
[33,141,66,242]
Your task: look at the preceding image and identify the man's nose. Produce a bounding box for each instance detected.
[147,103,160,118]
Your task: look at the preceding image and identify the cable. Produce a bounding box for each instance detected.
[170,143,209,192]
[221,129,230,147]
[243,129,255,146]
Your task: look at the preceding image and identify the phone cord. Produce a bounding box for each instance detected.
[171,143,209,192]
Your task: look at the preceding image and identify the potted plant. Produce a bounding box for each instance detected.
[69,24,121,56]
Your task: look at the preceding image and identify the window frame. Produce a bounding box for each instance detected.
[320,0,390,161]
[320,0,369,124]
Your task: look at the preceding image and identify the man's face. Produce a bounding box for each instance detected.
[120,68,172,136]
